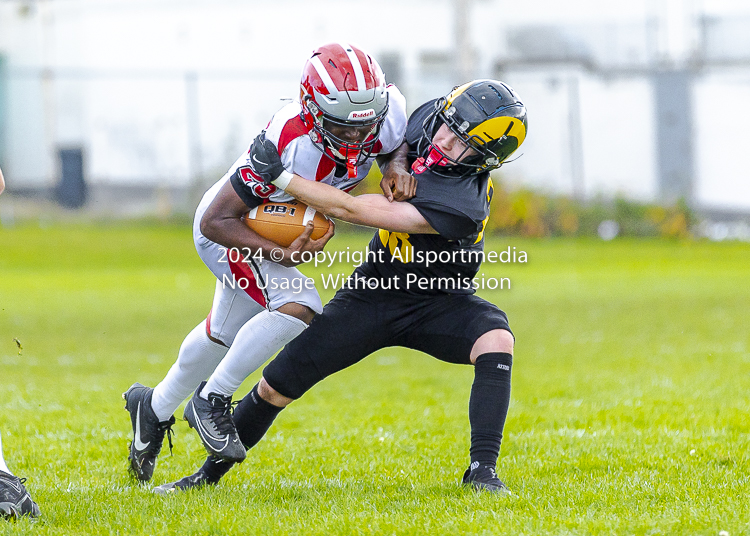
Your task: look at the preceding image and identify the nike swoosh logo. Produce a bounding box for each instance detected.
[252,154,268,166]
[133,402,151,451]
[2,480,22,494]
[190,405,230,451]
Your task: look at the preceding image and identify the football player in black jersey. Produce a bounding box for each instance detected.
[155,80,527,494]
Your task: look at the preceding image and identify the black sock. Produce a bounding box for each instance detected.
[469,352,513,468]
[233,382,285,450]
[200,455,235,483]
[199,383,285,484]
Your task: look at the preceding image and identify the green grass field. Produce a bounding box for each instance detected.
[1,223,749,535]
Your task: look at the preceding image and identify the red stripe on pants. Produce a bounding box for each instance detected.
[228,258,268,307]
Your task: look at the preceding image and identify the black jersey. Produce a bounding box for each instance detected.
[354,100,494,295]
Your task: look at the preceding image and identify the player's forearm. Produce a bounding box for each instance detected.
[0,167,5,195]
[200,177,304,266]
[283,175,435,234]
[200,211,299,266]
[201,215,267,252]
[283,175,361,221]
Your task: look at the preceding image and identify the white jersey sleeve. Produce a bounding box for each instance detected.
[375,84,408,155]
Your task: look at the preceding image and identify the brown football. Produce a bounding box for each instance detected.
[242,201,330,247]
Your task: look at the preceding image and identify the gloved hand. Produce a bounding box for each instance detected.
[248,131,290,186]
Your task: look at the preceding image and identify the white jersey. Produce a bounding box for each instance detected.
[192,84,407,313]
[223,84,407,207]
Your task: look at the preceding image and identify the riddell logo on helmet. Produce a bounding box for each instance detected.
[348,109,375,120]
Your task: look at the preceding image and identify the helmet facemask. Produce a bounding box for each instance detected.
[415,80,527,178]
[304,92,388,178]
[417,98,502,177]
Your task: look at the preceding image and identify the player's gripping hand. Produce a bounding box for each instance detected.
[380,168,416,202]
[280,218,336,267]
[378,142,416,202]
[248,132,290,186]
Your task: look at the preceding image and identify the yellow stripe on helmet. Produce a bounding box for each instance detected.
[468,115,527,147]
[444,82,475,106]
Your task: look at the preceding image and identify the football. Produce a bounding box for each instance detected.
[242,201,330,247]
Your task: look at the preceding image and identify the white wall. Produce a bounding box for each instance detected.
[499,71,657,201]
[0,0,456,186]
[1,0,750,211]
[693,69,750,211]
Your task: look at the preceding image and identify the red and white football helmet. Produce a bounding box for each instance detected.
[300,43,389,176]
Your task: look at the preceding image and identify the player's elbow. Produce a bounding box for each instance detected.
[200,212,222,242]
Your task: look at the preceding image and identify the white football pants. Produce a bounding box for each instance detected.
[149,177,322,421]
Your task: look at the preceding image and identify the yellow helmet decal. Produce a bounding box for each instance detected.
[468,116,527,147]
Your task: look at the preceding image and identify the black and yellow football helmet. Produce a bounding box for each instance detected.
[418,79,527,177]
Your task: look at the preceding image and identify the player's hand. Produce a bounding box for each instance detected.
[248,132,287,185]
[380,168,417,202]
[280,219,336,267]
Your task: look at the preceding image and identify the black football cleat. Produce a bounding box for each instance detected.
[461,463,511,494]
[184,382,246,463]
[0,470,41,519]
[152,468,215,495]
[123,382,175,482]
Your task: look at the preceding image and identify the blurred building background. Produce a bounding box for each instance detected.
[1,0,749,226]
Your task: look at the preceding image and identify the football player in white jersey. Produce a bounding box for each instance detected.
[123,43,412,480]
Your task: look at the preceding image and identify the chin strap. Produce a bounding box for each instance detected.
[326,141,361,179]
[346,152,359,178]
